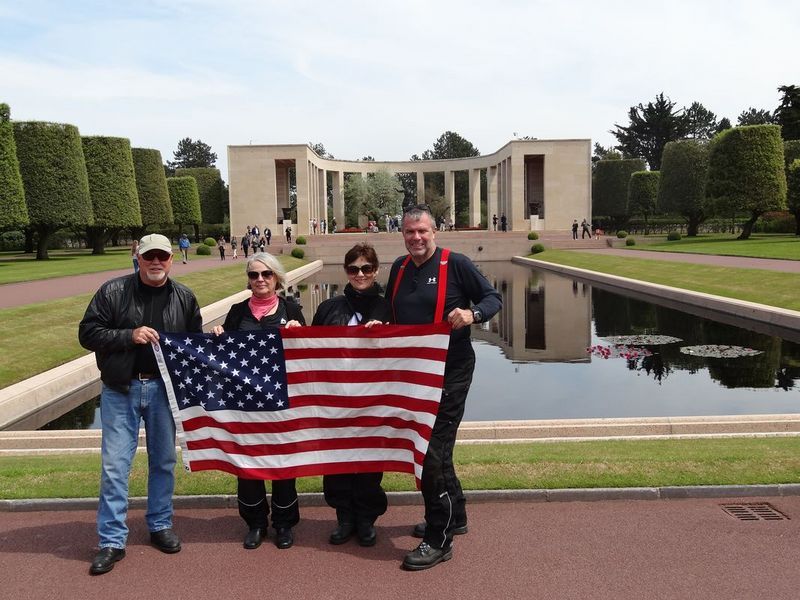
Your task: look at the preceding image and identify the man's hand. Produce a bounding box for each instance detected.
[447,308,474,330]
[132,326,160,345]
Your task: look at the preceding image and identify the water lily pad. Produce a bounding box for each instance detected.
[679,345,763,359]
[602,335,683,346]
[587,344,653,359]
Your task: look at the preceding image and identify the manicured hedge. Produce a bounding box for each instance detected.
[13,121,93,259]
[0,103,28,229]
[592,158,646,223]
[82,136,141,235]
[658,139,710,236]
[132,148,173,228]
[628,171,660,225]
[707,124,787,238]
[167,176,202,231]
[175,167,224,224]
[787,159,800,235]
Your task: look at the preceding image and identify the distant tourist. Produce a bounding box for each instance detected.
[130,239,139,272]
[572,219,579,240]
[581,218,591,239]
[218,236,226,260]
[492,214,498,231]
[178,233,190,264]
[500,214,507,232]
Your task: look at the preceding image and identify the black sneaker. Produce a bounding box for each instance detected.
[412,521,468,538]
[402,542,453,571]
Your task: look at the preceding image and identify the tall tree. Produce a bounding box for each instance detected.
[592,142,622,169]
[13,121,93,259]
[362,170,404,220]
[737,107,775,126]
[787,159,800,236]
[775,84,800,140]
[628,171,660,234]
[309,141,334,159]
[81,136,141,254]
[166,177,202,234]
[658,139,711,236]
[166,138,217,173]
[684,102,718,139]
[715,117,733,134]
[707,124,787,239]
[0,103,28,230]
[132,148,173,237]
[175,167,224,226]
[611,93,689,170]
[343,173,367,227]
[419,131,480,161]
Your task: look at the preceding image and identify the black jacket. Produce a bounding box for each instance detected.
[312,284,392,326]
[79,274,202,392]
[223,296,306,331]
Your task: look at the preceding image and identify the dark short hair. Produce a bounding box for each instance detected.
[343,243,379,268]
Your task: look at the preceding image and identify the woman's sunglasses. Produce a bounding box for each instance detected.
[345,264,375,276]
[247,270,274,280]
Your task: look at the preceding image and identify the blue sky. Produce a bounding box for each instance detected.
[2,0,797,181]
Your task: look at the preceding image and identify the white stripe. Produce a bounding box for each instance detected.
[188,446,419,469]
[287,381,443,401]
[183,424,432,454]
[282,333,450,350]
[180,404,437,426]
[285,356,445,375]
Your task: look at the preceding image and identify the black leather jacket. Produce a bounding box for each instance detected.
[79,274,202,392]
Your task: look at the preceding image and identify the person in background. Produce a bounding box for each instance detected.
[386,205,502,571]
[130,239,139,273]
[242,234,250,258]
[311,243,391,548]
[210,252,305,551]
[265,227,272,246]
[572,220,579,240]
[178,233,190,264]
[217,236,226,260]
[231,236,238,259]
[285,226,292,243]
[79,233,202,575]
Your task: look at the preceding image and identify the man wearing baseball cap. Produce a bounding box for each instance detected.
[79,233,202,575]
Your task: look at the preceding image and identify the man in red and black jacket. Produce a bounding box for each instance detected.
[386,205,502,571]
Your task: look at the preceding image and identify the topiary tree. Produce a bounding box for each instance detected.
[707,124,787,240]
[592,158,646,229]
[175,167,224,240]
[0,103,28,230]
[82,136,141,254]
[167,176,201,235]
[13,121,93,259]
[132,148,173,236]
[628,171,660,234]
[787,159,800,236]
[658,139,711,236]
[783,141,800,235]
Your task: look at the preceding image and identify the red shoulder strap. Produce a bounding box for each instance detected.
[391,248,450,323]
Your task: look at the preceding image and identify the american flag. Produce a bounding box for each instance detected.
[153,323,451,482]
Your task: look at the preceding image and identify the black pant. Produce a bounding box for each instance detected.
[421,352,475,549]
[237,477,299,530]
[323,473,387,525]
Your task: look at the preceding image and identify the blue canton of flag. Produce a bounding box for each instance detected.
[156,329,290,412]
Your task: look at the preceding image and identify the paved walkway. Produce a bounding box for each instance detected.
[2,494,800,599]
[2,246,798,310]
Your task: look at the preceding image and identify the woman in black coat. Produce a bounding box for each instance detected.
[211,252,305,551]
[311,243,392,547]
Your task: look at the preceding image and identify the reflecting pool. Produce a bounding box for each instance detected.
[40,261,800,429]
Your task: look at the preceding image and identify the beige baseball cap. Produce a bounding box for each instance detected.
[138,233,173,255]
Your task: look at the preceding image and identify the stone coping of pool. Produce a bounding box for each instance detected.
[0,261,324,431]
[1,414,799,455]
[515,256,800,334]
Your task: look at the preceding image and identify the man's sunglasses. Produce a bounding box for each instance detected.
[140,250,172,262]
[345,264,375,276]
[247,270,274,280]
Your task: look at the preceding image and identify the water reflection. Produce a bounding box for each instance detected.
[39,261,800,429]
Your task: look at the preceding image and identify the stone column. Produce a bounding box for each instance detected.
[468,168,481,227]
[444,170,455,225]
[295,160,310,236]
[332,170,344,231]
[487,165,498,229]
[318,168,327,232]
[416,170,425,204]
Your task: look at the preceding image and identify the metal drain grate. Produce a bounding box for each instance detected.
[721,503,789,521]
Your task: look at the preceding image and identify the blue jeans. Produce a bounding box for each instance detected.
[97,379,176,549]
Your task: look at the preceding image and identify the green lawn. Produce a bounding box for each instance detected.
[0,247,221,285]
[631,233,800,260]
[2,437,799,499]
[0,256,307,388]
[533,249,800,311]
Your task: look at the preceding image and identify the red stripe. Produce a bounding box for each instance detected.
[187,435,422,458]
[289,394,440,414]
[287,369,443,387]
[181,414,433,438]
[280,322,450,340]
[284,346,448,361]
[188,459,417,480]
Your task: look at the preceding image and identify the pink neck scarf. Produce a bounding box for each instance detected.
[249,293,279,321]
